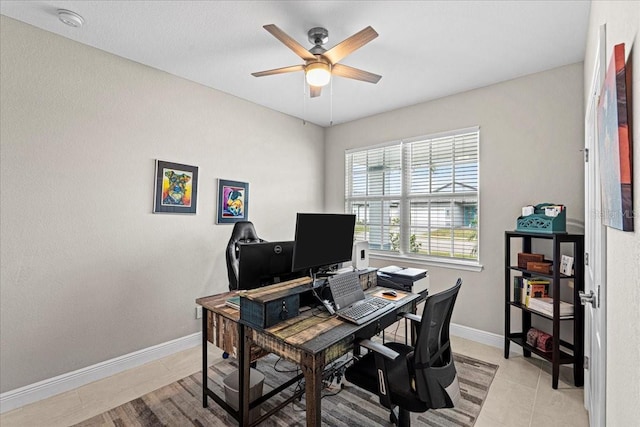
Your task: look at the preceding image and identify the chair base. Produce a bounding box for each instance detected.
[390,406,411,427]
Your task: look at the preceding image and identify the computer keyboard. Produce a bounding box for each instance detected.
[339,297,392,322]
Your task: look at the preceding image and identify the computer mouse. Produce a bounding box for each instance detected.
[382,290,397,297]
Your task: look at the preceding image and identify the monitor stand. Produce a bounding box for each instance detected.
[312,274,328,288]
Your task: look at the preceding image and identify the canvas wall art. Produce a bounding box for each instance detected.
[153,160,198,214]
[217,179,249,223]
[597,43,634,231]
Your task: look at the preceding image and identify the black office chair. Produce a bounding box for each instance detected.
[226,221,265,290]
[344,279,463,427]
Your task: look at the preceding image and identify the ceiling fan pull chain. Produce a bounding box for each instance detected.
[330,80,333,127]
[302,74,307,125]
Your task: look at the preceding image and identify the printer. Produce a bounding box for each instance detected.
[377,265,429,294]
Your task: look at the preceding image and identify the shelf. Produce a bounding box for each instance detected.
[505,230,578,240]
[507,266,574,279]
[507,335,575,364]
[507,302,575,320]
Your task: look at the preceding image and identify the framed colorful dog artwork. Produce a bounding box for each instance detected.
[153,160,199,214]
[217,179,249,224]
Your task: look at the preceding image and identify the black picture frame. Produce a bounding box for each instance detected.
[153,160,198,214]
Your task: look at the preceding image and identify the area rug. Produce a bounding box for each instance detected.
[74,352,497,426]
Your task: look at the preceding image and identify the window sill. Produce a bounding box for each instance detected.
[369,252,484,272]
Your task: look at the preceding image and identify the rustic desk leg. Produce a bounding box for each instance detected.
[239,324,250,426]
[201,307,208,408]
[301,351,325,426]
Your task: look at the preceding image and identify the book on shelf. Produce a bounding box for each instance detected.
[523,278,550,307]
[225,296,240,310]
[513,276,523,303]
[527,297,574,316]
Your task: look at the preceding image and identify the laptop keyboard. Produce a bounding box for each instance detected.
[329,271,361,300]
[328,271,396,324]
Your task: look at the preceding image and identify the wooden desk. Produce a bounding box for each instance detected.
[197,287,420,426]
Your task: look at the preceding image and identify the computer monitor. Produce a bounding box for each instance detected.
[291,213,356,276]
[237,241,302,290]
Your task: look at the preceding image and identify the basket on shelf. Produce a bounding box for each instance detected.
[516,203,566,234]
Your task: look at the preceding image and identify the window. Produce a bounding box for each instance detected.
[345,127,479,265]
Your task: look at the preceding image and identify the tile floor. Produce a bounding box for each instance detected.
[0,335,589,426]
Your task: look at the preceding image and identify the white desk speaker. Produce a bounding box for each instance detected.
[352,241,369,270]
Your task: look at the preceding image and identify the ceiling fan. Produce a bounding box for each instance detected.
[252,24,382,98]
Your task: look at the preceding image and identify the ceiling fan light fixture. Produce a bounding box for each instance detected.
[305,62,331,87]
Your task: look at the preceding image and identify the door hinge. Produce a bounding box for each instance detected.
[585,252,589,266]
[584,356,589,370]
[585,148,589,162]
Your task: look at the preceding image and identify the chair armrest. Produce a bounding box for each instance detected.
[356,339,400,360]
[399,312,421,324]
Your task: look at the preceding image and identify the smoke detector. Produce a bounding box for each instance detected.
[57,9,84,28]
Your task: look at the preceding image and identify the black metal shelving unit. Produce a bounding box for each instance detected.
[504,230,584,389]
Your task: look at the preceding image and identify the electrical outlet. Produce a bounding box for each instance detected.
[195,306,202,319]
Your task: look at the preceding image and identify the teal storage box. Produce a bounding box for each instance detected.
[516,203,566,234]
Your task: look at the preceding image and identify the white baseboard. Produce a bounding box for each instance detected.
[0,332,201,414]
[450,322,504,348]
[2,324,515,414]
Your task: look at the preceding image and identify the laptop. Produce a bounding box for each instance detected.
[328,271,395,325]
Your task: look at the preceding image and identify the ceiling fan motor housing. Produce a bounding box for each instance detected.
[308,27,329,46]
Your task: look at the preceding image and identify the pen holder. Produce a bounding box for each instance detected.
[516,203,566,234]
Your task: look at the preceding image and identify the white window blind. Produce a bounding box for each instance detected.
[345,128,479,263]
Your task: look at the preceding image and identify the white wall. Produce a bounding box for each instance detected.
[584,2,640,425]
[0,16,325,393]
[325,63,585,336]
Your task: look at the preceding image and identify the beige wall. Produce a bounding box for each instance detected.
[325,63,585,336]
[584,2,640,424]
[0,17,325,393]
[2,9,610,407]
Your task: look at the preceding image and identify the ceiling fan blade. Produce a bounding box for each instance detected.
[323,26,378,64]
[252,64,304,77]
[310,86,322,98]
[263,24,316,61]
[332,63,382,83]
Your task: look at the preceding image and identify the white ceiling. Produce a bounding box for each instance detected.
[0,1,590,127]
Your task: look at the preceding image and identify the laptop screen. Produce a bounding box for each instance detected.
[328,272,366,310]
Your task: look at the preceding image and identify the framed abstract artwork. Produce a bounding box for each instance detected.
[153,160,198,214]
[597,43,634,231]
[217,179,249,224]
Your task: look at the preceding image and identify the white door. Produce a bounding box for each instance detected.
[583,24,607,427]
